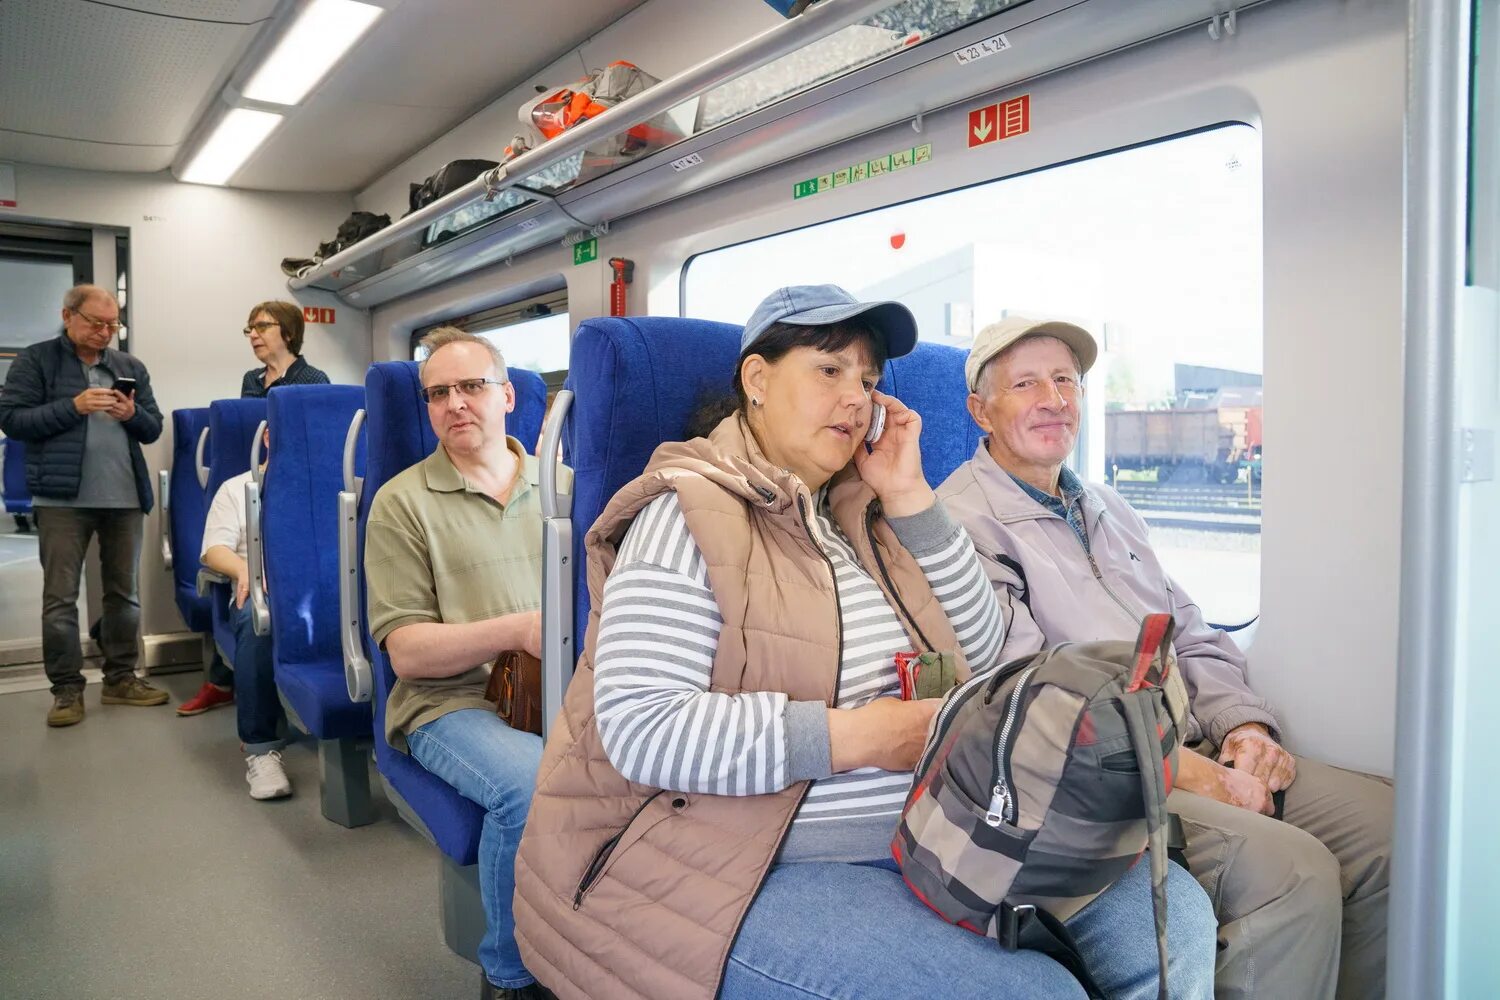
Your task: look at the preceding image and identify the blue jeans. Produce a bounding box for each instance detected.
[230,601,285,753]
[408,709,543,989]
[722,856,1216,1000]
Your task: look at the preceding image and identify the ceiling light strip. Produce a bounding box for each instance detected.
[180,108,285,186]
[242,0,385,106]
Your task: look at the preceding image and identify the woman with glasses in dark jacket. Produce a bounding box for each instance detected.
[239,300,330,398]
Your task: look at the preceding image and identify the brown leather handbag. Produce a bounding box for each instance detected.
[485,650,544,735]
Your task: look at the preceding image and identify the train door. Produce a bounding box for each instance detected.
[0,223,93,669]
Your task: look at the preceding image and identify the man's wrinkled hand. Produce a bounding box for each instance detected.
[1179,749,1275,816]
[74,387,116,415]
[1218,723,1297,792]
[105,390,136,422]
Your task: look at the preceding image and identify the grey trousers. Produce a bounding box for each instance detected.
[1170,757,1393,1000]
[36,506,144,693]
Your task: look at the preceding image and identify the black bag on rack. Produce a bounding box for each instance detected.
[407,159,498,215]
[280,211,391,277]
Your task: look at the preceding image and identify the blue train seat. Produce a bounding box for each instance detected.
[203,398,268,664]
[167,408,213,632]
[262,383,375,828]
[2,436,32,530]
[356,360,547,961]
[549,317,979,662]
[879,340,984,489]
[558,317,742,652]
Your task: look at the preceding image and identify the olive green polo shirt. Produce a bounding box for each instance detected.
[364,437,571,752]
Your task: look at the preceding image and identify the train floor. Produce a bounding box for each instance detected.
[0,670,479,1000]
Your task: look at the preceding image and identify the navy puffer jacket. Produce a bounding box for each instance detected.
[0,335,163,512]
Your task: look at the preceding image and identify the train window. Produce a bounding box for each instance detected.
[683,123,1262,626]
[0,255,76,351]
[411,287,571,389]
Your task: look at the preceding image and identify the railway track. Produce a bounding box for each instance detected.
[1114,480,1261,513]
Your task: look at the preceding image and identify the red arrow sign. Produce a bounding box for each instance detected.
[968,104,998,147]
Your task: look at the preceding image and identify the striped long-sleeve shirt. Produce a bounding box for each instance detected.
[594,491,1007,864]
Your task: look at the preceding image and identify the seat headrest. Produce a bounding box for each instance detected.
[206,398,268,500]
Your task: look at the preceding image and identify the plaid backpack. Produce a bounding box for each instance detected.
[893,614,1189,999]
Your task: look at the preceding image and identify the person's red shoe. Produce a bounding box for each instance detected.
[177,682,234,717]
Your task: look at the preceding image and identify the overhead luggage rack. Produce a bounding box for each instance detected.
[290,0,1270,307]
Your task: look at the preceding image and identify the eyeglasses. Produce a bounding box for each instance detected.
[243,321,281,336]
[72,309,122,334]
[420,377,507,404]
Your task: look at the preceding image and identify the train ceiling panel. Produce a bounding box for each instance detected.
[0,0,273,172]
[231,0,651,192]
[0,0,648,192]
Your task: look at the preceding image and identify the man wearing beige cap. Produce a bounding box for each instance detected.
[938,317,1393,1000]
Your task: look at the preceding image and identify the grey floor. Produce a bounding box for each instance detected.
[0,671,481,1000]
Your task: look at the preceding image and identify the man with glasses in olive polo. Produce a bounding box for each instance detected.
[0,284,168,726]
[364,326,567,1000]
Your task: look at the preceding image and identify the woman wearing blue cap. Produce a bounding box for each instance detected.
[512,285,1215,1000]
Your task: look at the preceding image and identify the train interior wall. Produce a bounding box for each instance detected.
[3,163,372,641]
[367,0,1405,777]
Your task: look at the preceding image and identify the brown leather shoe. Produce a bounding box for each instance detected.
[46,689,85,727]
[101,676,170,707]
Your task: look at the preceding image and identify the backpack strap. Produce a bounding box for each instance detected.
[1122,687,1172,1000]
[1009,903,1107,999]
[1127,612,1176,692]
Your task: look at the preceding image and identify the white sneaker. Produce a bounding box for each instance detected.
[246,751,292,800]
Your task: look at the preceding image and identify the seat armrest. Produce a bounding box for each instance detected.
[539,390,575,736]
[244,478,271,637]
[196,567,230,596]
[338,489,373,703]
[158,469,172,570]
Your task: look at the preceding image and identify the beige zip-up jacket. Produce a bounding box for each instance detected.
[513,415,964,1000]
[938,441,1279,748]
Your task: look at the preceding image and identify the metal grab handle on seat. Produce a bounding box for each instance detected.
[195,427,210,489]
[539,390,575,736]
[245,479,271,636]
[158,469,172,570]
[338,490,372,703]
[338,409,371,703]
[250,419,267,487]
[343,409,365,496]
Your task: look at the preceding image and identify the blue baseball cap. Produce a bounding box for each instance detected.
[742,284,919,360]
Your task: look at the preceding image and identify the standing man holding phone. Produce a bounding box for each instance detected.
[0,284,168,726]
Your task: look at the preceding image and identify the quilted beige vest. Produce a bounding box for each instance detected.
[513,415,965,1000]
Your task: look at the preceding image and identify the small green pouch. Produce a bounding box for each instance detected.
[913,650,959,700]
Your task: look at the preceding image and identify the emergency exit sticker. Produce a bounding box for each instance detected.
[303,306,335,324]
[572,237,599,266]
[968,94,1031,148]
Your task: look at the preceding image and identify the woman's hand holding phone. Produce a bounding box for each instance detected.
[853,389,934,517]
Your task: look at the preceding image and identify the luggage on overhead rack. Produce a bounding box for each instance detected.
[512,61,689,185]
[280,211,391,278]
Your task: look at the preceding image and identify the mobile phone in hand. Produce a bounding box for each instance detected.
[865,402,886,444]
[111,376,137,397]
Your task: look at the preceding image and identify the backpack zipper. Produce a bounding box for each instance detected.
[913,667,992,778]
[986,663,1043,827]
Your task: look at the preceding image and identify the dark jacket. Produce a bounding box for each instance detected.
[240,355,330,397]
[0,334,163,512]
